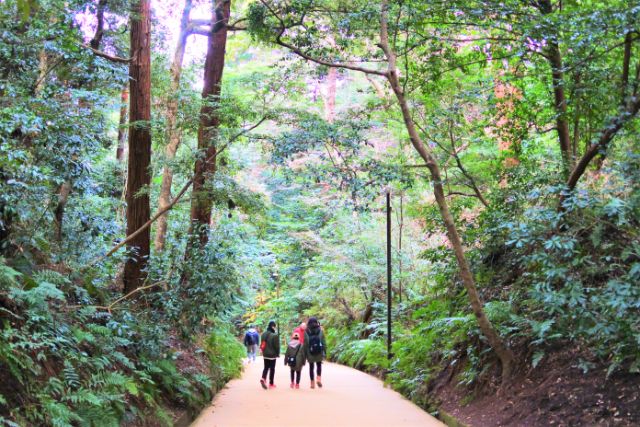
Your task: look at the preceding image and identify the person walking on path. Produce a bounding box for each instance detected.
[293,321,307,344]
[260,320,280,389]
[303,317,326,389]
[243,325,260,362]
[284,331,305,389]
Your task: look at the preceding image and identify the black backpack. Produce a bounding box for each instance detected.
[286,345,300,367]
[308,332,323,355]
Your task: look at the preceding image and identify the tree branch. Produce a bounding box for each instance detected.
[446,191,480,199]
[258,0,387,76]
[447,122,489,207]
[566,95,640,191]
[83,44,133,64]
[274,36,388,76]
[84,116,267,269]
[69,281,164,312]
[32,55,65,94]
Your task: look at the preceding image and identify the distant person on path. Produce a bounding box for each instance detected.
[293,321,307,344]
[303,317,326,389]
[243,325,260,362]
[284,331,305,389]
[260,320,280,389]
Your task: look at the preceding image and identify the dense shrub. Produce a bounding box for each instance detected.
[0,262,215,426]
[204,326,246,389]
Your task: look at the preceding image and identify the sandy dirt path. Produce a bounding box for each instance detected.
[191,358,444,427]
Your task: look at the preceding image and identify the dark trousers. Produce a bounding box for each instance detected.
[309,361,322,380]
[262,359,276,385]
[290,369,301,384]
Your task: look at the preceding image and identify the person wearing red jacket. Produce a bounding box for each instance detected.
[293,322,306,344]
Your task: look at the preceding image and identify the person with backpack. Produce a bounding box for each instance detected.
[303,317,326,389]
[283,331,305,389]
[243,325,260,362]
[260,320,280,389]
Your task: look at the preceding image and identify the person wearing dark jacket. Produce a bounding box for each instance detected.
[284,332,305,389]
[303,317,326,389]
[260,320,280,389]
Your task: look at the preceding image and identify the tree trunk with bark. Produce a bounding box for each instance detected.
[89,0,107,50]
[595,32,636,171]
[546,40,573,175]
[378,1,514,384]
[53,182,72,241]
[564,31,639,193]
[537,0,573,176]
[34,46,73,243]
[566,96,640,191]
[123,0,152,293]
[188,0,230,246]
[154,0,194,252]
[34,48,48,96]
[365,74,387,100]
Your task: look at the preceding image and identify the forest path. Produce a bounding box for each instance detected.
[191,359,444,427]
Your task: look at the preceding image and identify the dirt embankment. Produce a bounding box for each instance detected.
[434,346,640,427]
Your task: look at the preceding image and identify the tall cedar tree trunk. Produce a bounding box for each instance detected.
[123,0,152,293]
[116,87,129,161]
[378,1,514,384]
[188,0,230,245]
[154,0,193,252]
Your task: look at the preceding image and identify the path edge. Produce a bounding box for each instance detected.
[328,361,471,427]
[438,409,471,427]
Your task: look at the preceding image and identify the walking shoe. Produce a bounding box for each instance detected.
[260,379,267,389]
[295,384,300,389]
[290,382,294,389]
[310,380,315,389]
[317,376,323,388]
[269,384,276,389]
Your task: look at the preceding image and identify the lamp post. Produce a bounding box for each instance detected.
[271,271,279,335]
[386,190,392,360]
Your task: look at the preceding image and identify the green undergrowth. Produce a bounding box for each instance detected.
[327,156,640,410]
[0,261,246,427]
[204,326,246,390]
[328,297,496,410]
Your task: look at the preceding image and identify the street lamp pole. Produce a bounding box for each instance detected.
[272,271,280,336]
[386,191,392,360]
